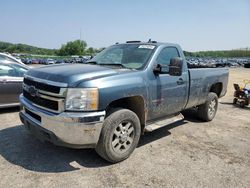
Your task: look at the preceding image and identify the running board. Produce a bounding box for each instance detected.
[144,113,184,132]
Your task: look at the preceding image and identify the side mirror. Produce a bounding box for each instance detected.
[153,64,162,73]
[169,57,183,76]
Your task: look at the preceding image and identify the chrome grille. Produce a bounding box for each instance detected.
[24,77,61,94]
[22,76,67,113]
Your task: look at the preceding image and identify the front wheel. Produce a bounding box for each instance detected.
[95,108,141,163]
[198,92,218,122]
[233,98,238,104]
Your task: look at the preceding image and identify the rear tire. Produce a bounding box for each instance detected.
[246,100,249,106]
[240,101,245,108]
[233,98,237,104]
[95,108,141,163]
[198,92,218,122]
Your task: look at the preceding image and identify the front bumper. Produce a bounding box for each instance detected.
[19,95,105,148]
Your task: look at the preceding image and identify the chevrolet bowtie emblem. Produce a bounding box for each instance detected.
[29,86,39,97]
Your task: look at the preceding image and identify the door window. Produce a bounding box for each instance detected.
[11,64,27,77]
[156,47,180,73]
[0,64,12,77]
[0,64,27,77]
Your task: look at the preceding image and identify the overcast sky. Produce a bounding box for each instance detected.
[1,0,250,51]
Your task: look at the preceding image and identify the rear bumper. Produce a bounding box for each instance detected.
[19,95,105,148]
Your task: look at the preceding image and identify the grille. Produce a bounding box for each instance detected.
[25,108,41,122]
[23,89,58,111]
[24,78,61,94]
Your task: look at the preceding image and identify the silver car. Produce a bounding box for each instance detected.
[0,61,29,108]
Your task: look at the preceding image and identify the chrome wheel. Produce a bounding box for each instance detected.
[198,92,218,122]
[208,99,216,117]
[111,121,135,154]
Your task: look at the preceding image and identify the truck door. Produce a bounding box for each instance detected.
[148,47,189,120]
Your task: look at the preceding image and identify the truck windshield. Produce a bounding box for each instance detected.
[87,44,156,69]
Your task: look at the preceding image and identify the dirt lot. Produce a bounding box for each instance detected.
[0,68,249,188]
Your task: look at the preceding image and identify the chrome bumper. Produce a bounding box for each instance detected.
[19,95,105,148]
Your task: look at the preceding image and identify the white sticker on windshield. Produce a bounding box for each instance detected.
[138,45,155,49]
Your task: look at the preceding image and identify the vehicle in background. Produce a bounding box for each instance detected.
[45,58,55,65]
[0,52,25,65]
[244,63,250,68]
[31,59,39,64]
[69,56,92,64]
[21,58,32,64]
[55,59,65,64]
[0,61,29,108]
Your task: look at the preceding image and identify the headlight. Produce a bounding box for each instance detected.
[65,88,98,111]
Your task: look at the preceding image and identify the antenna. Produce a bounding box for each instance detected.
[80,28,82,41]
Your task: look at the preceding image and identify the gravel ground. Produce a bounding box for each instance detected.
[0,68,249,188]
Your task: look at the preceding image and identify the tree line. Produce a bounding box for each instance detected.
[0,40,250,57]
[0,40,101,56]
[183,49,250,58]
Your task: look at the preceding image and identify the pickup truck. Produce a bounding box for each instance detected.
[19,41,229,163]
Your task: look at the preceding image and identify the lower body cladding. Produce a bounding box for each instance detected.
[19,95,105,148]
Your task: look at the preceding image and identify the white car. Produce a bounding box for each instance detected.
[46,59,55,65]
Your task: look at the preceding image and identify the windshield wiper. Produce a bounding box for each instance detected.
[99,63,128,69]
[86,61,129,69]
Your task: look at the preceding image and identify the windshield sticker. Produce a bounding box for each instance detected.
[138,45,155,49]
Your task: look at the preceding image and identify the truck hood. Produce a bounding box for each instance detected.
[26,64,130,86]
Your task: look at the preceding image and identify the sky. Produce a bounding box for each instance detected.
[1,0,250,51]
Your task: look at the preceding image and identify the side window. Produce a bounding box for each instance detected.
[10,64,28,77]
[0,64,27,77]
[0,64,14,77]
[156,47,180,72]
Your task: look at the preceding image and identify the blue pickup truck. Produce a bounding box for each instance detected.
[19,41,229,162]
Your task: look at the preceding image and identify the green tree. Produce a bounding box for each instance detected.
[58,40,87,56]
[85,47,94,55]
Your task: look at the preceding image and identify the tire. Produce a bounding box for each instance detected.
[198,92,218,122]
[246,100,249,106]
[233,98,237,104]
[95,108,141,163]
[240,101,245,108]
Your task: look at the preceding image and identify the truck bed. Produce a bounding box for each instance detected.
[185,68,229,109]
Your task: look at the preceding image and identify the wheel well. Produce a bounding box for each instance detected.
[105,96,146,132]
[210,83,222,97]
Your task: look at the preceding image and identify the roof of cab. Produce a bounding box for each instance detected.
[115,40,179,47]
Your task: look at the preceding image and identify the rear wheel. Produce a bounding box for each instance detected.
[233,98,238,104]
[198,92,218,121]
[240,101,245,108]
[246,100,249,106]
[96,108,141,163]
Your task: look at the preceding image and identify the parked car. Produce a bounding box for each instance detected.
[55,59,65,64]
[31,59,39,64]
[0,52,25,65]
[45,58,55,65]
[0,61,29,108]
[19,41,229,163]
[21,58,32,64]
